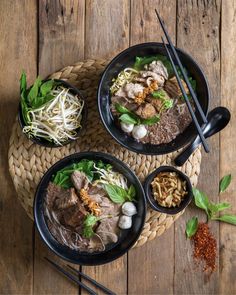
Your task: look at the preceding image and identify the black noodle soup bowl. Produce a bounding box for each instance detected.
[97,42,210,155]
[34,151,147,265]
[18,79,87,148]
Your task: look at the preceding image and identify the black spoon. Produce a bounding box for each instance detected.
[174,107,231,166]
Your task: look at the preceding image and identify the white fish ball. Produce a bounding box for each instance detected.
[122,202,137,217]
[118,215,132,229]
[120,122,134,133]
[132,125,147,140]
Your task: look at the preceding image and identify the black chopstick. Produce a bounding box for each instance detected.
[45,257,97,295]
[155,9,207,124]
[67,265,116,295]
[162,37,210,153]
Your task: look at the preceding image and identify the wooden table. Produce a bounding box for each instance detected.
[0,1,235,294]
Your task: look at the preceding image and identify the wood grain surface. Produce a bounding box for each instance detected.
[0,0,236,294]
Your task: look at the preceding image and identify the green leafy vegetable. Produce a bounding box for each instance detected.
[219,174,232,193]
[53,159,112,188]
[162,99,173,110]
[152,89,165,99]
[28,77,42,107]
[186,217,198,238]
[127,184,136,201]
[20,71,27,93]
[83,214,99,238]
[115,103,130,114]
[104,184,127,204]
[212,214,236,225]
[208,202,231,215]
[142,115,160,125]
[40,80,54,97]
[119,113,139,125]
[133,55,173,75]
[193,188,210,218]
[105,183,136,204]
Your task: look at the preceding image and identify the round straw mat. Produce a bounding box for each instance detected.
[8,59,201,248]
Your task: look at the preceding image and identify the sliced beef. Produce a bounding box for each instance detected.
[164,76,189,98]
[88,186,121,217]
[96,217,120,244]
[61,204,86,229]
[71,171,89,191]
[46,182,69,210]
[54,188,78,210]
[146,96,163,112]
[88,235,105,252]
[110,96,138,116]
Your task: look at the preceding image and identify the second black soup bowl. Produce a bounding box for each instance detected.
[34,151,146,265]
[97,42,210,155]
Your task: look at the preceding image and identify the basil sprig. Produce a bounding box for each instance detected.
[186,216,198,238]
[219,174,232,193]
[115,103,159,126]
[82,214,99,238]
[104,183,136,204]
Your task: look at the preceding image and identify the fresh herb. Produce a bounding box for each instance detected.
[219,174,232,193]
[162,99,173,110]
[82,214,99,238]
[212,214,236,225]
[119,113,139,125]
[142,115,160,125]
[53,159,111,188]
[186,216,198,238]
[115,103,159,126]
[152,89,165,99]
[193,187,236,225]
[105,183,136,204]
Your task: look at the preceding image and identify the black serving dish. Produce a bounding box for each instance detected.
[19,79,87,148]
[97,42,210,155]
[144,166,193,215]
[34,151,147,265]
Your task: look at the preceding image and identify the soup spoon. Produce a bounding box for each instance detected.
[174,107,231,166]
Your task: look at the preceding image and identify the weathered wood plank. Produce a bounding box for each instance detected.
[220,1,236,293]
[129,2,176,294]
[85,0,130,59]
[130,0,176,44]
[82,1,130,294]
[34,1,85,294]
[38,0,85,78]
[0,0,37,294]
[175,0,221,293]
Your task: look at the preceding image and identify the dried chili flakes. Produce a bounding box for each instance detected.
[192,222,217,274]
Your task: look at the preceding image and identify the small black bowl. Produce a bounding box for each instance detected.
[144,166,193,215]
[97,42,210,155]
[19,79,87,148]
[34,151,147,265]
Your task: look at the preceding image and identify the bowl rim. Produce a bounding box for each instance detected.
[97,42,210,155]
[34,151,147,265]
[18,78,88,148]
[143,165,193,215]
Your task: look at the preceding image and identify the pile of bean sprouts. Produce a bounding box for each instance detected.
[110,68,138,94]
[23,86,84,145]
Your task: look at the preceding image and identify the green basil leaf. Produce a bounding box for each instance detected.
[152,89,165,99]
[105,184,127,204]
[186,216,198,238]
[209,202,231,215]
[193,188,210,217]
[142,115,160,125]
[20,70,27,93]
[119,114,138,125]
[28,77,42,107]
[213,214,236,225]
[127,184,136,201]
[115,103,130,114]
[40,80,54,97]
[219,174,232,193]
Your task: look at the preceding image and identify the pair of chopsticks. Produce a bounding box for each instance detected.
[45,257,116,295]
[155,9,210,153]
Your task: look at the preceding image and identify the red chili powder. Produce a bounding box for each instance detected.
[192,222,217,274]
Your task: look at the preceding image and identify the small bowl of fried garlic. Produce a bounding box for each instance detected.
[144,166,193,214]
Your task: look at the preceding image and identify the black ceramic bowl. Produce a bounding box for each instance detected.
[97,42,210,155]
[34,151,146,265]
[19,79,87,148]
[144,166,193,215]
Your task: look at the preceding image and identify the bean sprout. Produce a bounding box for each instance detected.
[110,67,139,95]
[23,86,84,145]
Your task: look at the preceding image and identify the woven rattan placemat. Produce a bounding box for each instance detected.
[8,59,201,248]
